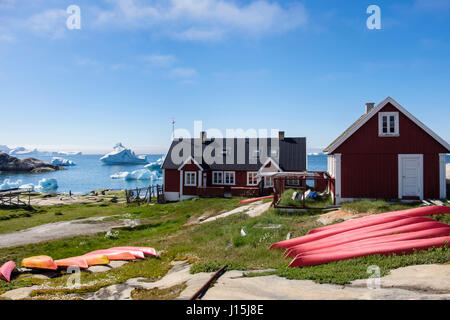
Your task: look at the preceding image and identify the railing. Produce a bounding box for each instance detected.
[125,184,165,204]
[0,189,32,206]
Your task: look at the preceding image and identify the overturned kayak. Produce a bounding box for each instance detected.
[289,236,450,267]
[84,250,136,261]
[271,216,434,250]
[292,227,450,258]
[22,255,58,270]
[308,205,450,235]
[83,254,110,266]
[55,257,89,269]
[109,246,157,257]
[284,221,448,257]
[87,249,145,259]
[0,261,16,282]
[239,196,273,205]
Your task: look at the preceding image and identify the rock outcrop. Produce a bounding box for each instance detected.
[0,152,60,173]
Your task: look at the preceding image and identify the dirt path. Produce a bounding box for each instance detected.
[199,201,271,224]
[0,216,139,248]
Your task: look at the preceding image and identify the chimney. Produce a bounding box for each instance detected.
[278,131,285,141]
[200,131,207,143]
[365,102,375,114]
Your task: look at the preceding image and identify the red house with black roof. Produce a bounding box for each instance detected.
[162,132,306,201]
[324,97,450,204]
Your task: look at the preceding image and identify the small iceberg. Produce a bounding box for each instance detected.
[19,183,35,191]
[100,143,148,165]
[51,157,76,166]
[35,178,58,192]
[144,156,164,172]
[0,179,22,190]
[111,169,158,181]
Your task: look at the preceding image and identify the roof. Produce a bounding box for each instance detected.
[324,96,450,154]
[162,137,306,171]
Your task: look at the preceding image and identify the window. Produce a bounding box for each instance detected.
[378,112,399,136]
[212,171,235,185]
[287,179,300,186]
[247,172,258,186]
[224,171,235,185]
[264,176,273,188]
[212,171,223,185]
[184,171,197,186]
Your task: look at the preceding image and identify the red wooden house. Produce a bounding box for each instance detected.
[162,132,306,201]
[324,97,449,204]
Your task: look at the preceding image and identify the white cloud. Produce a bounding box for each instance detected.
[93,0,308,41]
[143,54,177,67]
[24,8,67,39]
[169,67,198,79]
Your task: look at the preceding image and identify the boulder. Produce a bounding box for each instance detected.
[0,152,60,173]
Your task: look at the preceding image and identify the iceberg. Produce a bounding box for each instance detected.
[111,169,158,181]
[51,157,76,166]
[100,143,148,165]
[144,156,164,172]
[35,178,58,192]
[0,179,22,190]
[19,183,35,191]
[0,145,10,154]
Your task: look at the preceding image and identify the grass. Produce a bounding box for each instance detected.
[278,189,332,208]
[341,199,422,214]
[0,197,449,297]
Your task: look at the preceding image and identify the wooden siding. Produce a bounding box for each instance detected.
[164,169,180,192]
[333,103,446,199]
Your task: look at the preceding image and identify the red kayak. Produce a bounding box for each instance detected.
[55,257,89,269]
[239,196,273,205]
[271,216,434,250]
[0,261,16,282]
[293,227,450,258]
[109,246,157,257]
[284,221,448,257]
[288,236,450,267]
[308,205,450,235]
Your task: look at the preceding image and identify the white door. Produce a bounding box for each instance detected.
[398,154,423,199]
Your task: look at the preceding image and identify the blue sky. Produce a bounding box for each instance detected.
[1,0,449,154]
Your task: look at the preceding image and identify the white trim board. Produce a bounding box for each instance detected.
[439,153,446,199]
[325,97,450,154]
[177,156,204,171]
[398,154,424,200]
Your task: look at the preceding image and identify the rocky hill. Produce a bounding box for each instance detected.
[0,152,60,173]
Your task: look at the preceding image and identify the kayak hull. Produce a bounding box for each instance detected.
[22,256,58,270]
[0,261,16,282]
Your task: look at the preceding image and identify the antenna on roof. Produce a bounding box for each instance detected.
[171,118,175,140]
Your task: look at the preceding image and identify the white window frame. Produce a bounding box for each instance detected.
[378,112,399,137]
[264,176,273,188]
[224,171,236,185]
[184,171,197,186]
[247,172,258,186]
[212,171,223,185]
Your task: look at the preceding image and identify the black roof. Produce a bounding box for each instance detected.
[162,137,306,171]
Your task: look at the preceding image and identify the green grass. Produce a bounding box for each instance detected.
[278,189,332,208]
[0,197,449,297]
[340,199,421,214]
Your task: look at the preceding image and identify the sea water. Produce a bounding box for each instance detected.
[0,154,448,194]
[0,154,164,194]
